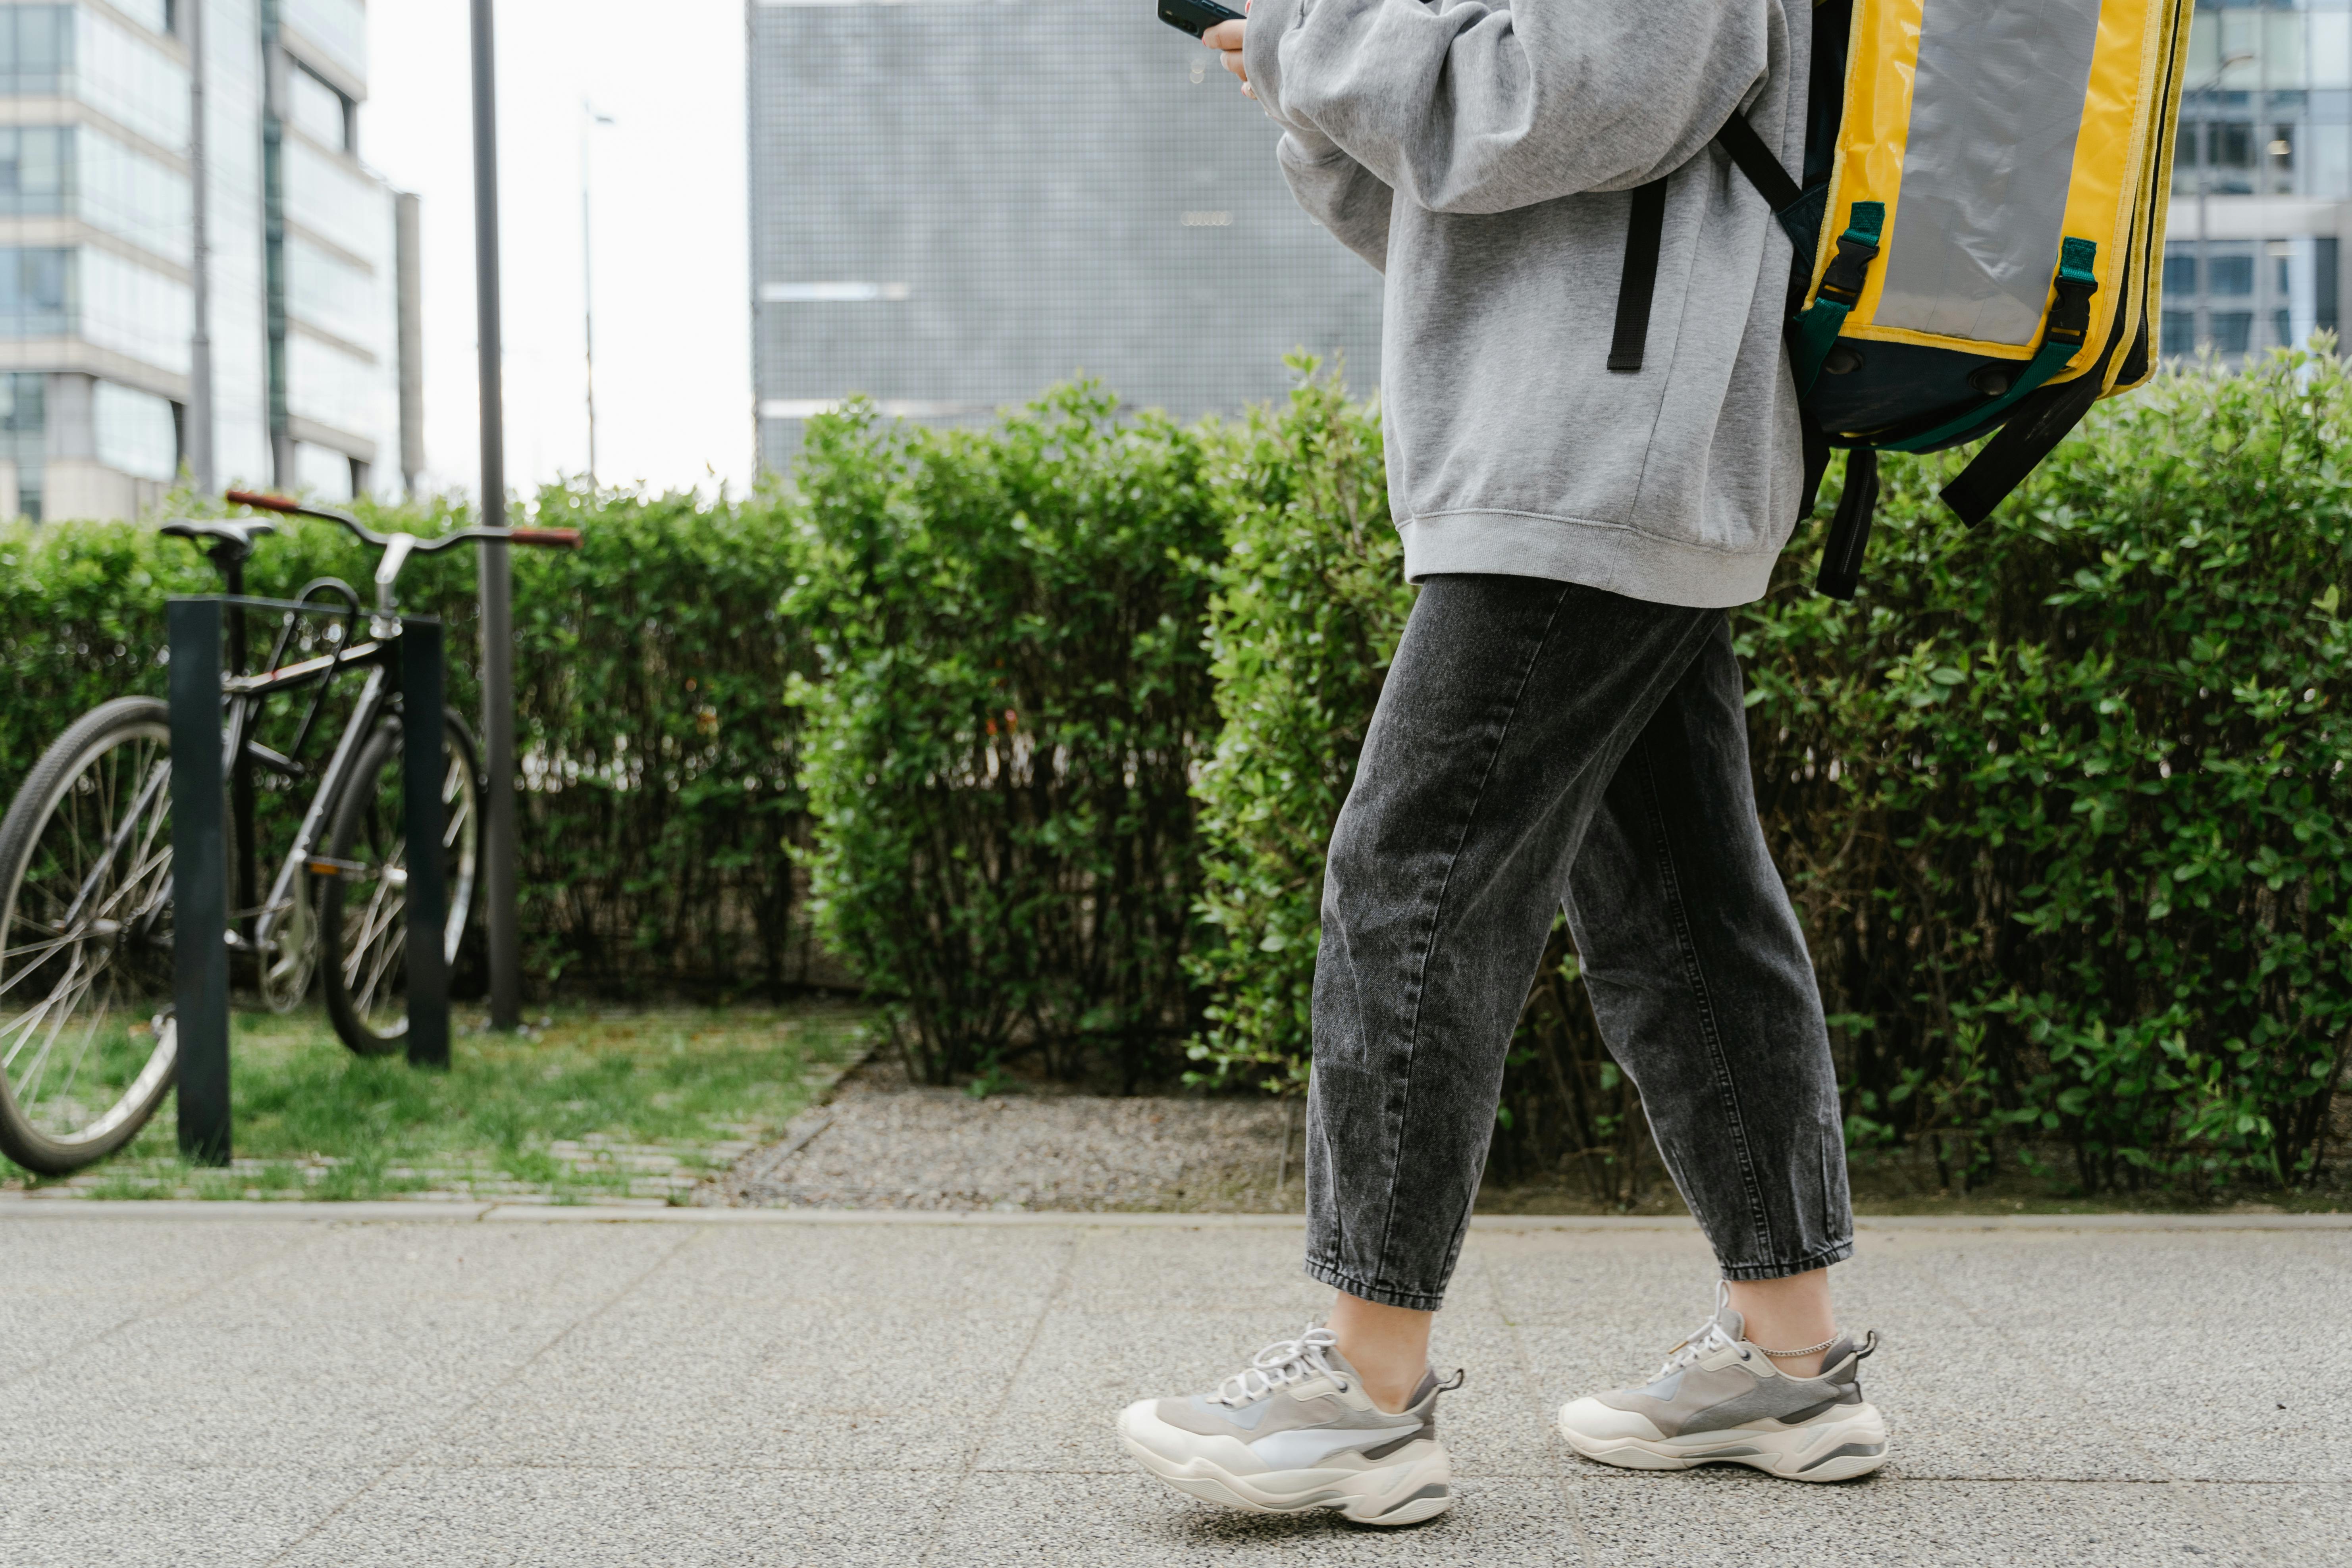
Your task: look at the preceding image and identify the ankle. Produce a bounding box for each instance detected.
[1723,1271,1838,1380]
[1325,1292,1434,1413]
[1757,1346,1829,1378]
[1346,1358,1429,1414]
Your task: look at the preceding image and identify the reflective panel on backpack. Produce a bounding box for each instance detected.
[1798,0,2190,441]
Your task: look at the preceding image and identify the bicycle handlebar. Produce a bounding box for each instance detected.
[223,490,584,552]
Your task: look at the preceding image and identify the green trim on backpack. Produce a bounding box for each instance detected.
[1880,237,2101,454]
[1791,201,1885,397]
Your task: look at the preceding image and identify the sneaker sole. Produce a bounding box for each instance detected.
[1117,1410,1454,1525]
[1558,1403,1890,1483]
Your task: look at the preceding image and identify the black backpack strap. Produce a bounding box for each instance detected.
[1815,445,1878,601]
[1608,178,1670,372]
[1608,110,1808,374]
[1714,109,1801,213]
[1938,312,2142,526]
[1798,405,1832,520]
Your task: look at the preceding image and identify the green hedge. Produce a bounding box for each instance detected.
[1185,365,1409,1093]
[783,387,1221,1086]
[4,355,2345,1192]
[1745,352,2352,1191]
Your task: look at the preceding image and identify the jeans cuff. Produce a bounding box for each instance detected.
[1718,1237,1855,1283]
[1303,1256,1448,1313]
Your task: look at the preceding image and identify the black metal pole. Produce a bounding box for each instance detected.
[185,0,214,495]
[471,0,521,1029]
[168,598,231,1165]
[403,618,450,1069]
[222,558,254,938]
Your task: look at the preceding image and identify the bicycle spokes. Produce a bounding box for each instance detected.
[0,712,177,1157]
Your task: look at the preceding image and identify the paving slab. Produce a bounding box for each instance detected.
[0,1464,375,1568]
[0,1208,2343,1566]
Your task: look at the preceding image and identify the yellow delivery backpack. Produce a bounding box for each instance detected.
[1608,0,2196,598]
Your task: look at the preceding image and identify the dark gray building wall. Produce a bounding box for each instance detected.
[746,0,1384,470]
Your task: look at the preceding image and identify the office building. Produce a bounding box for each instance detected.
[745,0,1383,471]
[0,0,416,522]
[2167,3,2348,364]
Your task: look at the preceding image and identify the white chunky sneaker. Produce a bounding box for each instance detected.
[1117,1325,1462,1526]
[1558,1287,1889,1483]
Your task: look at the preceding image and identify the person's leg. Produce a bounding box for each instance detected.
[1562,614,1853,1291]
[1305,576,1719,1390]
[1553,619,1884,1480]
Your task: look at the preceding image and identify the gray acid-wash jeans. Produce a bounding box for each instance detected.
[1304,574,1853,1312]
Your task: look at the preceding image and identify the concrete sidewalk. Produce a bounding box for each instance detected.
[1,1208,2345,1566]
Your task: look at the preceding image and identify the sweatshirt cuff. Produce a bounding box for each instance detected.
[1242,0,1321,141]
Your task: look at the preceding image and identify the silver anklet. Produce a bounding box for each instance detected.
[1758,1333,1841,1358]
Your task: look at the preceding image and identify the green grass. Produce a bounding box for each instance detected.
[2,1002,872,1203]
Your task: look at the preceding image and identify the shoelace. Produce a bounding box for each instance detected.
[1652,1281,1745,1379]
[1214,1324,1348,1405]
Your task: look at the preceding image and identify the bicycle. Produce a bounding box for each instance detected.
[0,490,580,1175]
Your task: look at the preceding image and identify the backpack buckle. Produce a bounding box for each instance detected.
[1815,231,1882,309]
[2044,238,2101,347]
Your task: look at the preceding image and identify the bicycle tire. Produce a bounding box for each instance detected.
[318,707,482,1057]
[0,697,181,1173]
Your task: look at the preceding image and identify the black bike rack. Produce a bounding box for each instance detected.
[167,597,451,1165]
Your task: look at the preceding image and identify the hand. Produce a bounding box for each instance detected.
[1202,19,1252,98]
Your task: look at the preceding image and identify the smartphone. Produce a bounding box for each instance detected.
[1158,0,1242,38]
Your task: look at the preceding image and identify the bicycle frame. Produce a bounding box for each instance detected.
[212,601,399,971]
[195,490,580,982]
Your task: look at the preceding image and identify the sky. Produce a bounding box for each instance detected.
[363,0,752,504]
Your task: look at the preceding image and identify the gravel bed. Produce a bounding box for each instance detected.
[715,1055,1303,1212]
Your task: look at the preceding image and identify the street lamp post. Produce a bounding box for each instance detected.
[582,102,615,486]
[185,0,214,495]
[471,0,522,1030]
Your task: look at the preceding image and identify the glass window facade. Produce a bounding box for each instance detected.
[92,377,175,480]
[0,245,192,368]
[283,137,383,259]
[0,0,391,516]
[76,8,189,153]
[0,248,74,336]
[286,231,380,351]
[2168,4,2352,364]
[2164,235,2339,356]
[287,63,349,152]
[77,125,193,264]
[79,245,191,372]
[287,329,387,439]
[0,8,73,96]
[0,126,189,262]
[2177,4,2350,200]
[293,438,352,501]
[109,0,172,37]
[0,372,47,521]
[281,0,364,82]
[0,127,68,215]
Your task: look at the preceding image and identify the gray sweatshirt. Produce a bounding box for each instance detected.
[1242,0,1811,609]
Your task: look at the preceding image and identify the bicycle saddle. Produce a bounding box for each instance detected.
[160,518,278,561]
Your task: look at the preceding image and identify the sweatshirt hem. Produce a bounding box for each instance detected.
[1398,510,1781,610]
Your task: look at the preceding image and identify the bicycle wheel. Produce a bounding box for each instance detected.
[0,698,180,1173]
[318,707,482,1056]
